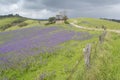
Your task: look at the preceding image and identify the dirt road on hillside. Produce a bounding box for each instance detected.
[70,23,120,34]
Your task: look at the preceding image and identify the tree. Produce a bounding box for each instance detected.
[15,14,20,17]
[48,17,56,24]
[63,15,68,22]
[8,14,14,17]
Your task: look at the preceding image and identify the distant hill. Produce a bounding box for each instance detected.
[0,14,23,19]
[101,18,120,23]
[34,19,48,21]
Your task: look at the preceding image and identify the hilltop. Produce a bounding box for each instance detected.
[0,14,47,32]
[1,14,120,32]
[69,18,120,30]
[0,14,26,31]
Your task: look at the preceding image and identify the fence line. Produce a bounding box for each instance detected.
[99,30,107,44]
[83,43,92,69]
[67,29,107,80]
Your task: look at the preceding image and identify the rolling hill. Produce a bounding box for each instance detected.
[0,15,47,31]
[0,17,120,80]
[0,16,26,31]
[69,18,120,30]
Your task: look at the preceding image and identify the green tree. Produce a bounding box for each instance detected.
[48,17,56,24]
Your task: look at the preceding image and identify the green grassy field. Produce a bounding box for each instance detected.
[69,18,120,30]
[0,16,48,31]
[0,17,21,26]
[2,29,120,80]
[0,17,120,80]
[5,20,46,31]
[0,32,98,80]
[71,32,120,80]
[0,17,24,31]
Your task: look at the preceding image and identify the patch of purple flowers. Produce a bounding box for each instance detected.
[0,26,92,68]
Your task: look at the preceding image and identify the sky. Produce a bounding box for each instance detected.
[0,0,120,19]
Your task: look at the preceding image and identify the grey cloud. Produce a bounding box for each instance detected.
[0,0,120,19]
[0,0,19,5]
[22,0,45,10]
[42,0,120,9]
[41,0,120,18]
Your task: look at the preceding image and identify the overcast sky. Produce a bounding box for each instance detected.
[0,0,120,19]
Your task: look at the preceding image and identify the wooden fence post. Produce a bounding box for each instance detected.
[83,43,91,69]
[99,30,107,44]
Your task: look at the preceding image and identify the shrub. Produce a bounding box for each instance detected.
[18,22,28,27]
[0,24,12,30]
[48,17,56,24]
[0,19,26,31]
[64,21,69,24]
[45,22,50,25]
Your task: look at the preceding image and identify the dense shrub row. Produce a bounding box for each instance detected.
[18,22,28,27]
[0,19,26,31]
[0,14,20,19]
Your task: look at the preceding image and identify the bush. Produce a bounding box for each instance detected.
[18,22,28,27]
[0,24,12,30]
[48,17,56,24]
[45,22,50,25]
[13,19,25,24]
[64,21,69,24]
[0,19,26,31]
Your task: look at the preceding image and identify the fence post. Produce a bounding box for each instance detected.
[83,43,91,69]
[99,30,107,44]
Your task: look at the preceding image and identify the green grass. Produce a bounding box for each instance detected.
[69,18,120,30]
[1,29,120,80]
[71,32,120,80]
[0,38,97,80]
[0,18,120,80]
[0,23,99,80]
[0,17,47,31]
[0,17,27,31]
[0,17,20,26]
[5,20,37,31]
[5,31,119,80]
[5,20,49,31]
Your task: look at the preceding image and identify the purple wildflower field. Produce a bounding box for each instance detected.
[0,26,92,69]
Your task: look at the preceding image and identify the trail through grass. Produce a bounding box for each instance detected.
[69,18,120,30]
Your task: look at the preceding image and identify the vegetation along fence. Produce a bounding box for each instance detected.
[67,28,107,80]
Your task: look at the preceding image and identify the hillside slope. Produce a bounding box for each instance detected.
[69,18,120,30]
[0,16,49,32]
[0,16,26,31]
[0,25,96,80]
[0,17,120,80]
